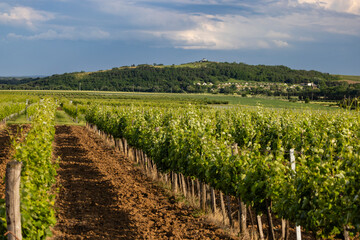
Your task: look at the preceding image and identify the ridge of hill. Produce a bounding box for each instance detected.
[2,61,338,93]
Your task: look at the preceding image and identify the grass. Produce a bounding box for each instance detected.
[167,94,338,110]
[55,110,85,126]
[0,90,339,111]
[335,75,360,84]
[6,109,85,126]
[75,91,336,110]
[6,112,30,124]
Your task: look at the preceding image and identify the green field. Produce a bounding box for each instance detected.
[5,112,30,124]
[54,110,85,125]
[0,89,358,239]
[6,109,84,125]
[0,90,339,111]
[335,75,360,84]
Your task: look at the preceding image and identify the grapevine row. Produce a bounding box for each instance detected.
[85,104,360,238]
[0,95,38,123]
[0,98,57,239]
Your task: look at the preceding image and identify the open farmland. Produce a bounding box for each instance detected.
[0,91,359,239]
[336,75,360,84]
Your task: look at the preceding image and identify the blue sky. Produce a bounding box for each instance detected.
[0,0,359,76]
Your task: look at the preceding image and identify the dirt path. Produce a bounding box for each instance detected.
[52,125,233,239]
[0,124,30,199]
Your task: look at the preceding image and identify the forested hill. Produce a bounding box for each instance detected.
[2,62,338,93]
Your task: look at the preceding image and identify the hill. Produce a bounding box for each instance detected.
[0,76,39,85]
[3,61,360,100]
[1,61,338,92]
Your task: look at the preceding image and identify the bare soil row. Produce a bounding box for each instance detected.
[0,124,314,239]
[51,125,234,239]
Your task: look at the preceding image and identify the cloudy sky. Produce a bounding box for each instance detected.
[0,0,359,76]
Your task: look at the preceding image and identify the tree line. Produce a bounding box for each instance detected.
[1,61,359,100]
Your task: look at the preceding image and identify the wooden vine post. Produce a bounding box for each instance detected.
[257,215,265,240]
[266,200,276,240]
[5,161,22,240]
[181,174,187,198]
[224,143,240,228]
[196,180,201,203]
[210,187,216,213]
[219,192,227,224]
[190,179,195,198]
[282,219,290,240]
[248,206,256,240]
[200,181,207,211]
[172,172,178,193]
[226,195,233,227]
[25,100,28,121]
[75,105,78,123]
[290,149,302,240]
[239,198,249,239]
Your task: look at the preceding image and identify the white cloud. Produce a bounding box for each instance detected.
[273,40,289,47]
[0,3,110,41]
[146,13,295,50]
[129,0,238,4]
[7,27,110,40]
[2,0,360,49]
[87,0,359,50]
[91,0,296,49]
[0,6,54,28]
[297,0,360,15]
[266,31,292,39]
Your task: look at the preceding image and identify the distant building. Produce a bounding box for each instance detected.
[200,58,208,62]
[301,82,317,88]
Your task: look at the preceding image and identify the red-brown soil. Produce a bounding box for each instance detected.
[51,125,235,239]
[0,124,30,199]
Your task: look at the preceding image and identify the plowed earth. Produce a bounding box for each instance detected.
[51,125,234,239]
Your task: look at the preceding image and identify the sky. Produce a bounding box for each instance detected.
[0,0,359,76]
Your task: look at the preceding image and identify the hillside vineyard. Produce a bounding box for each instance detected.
[80,103,360,238]
[1,95,359,239]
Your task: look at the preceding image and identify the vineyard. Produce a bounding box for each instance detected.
[0,91,359,239]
